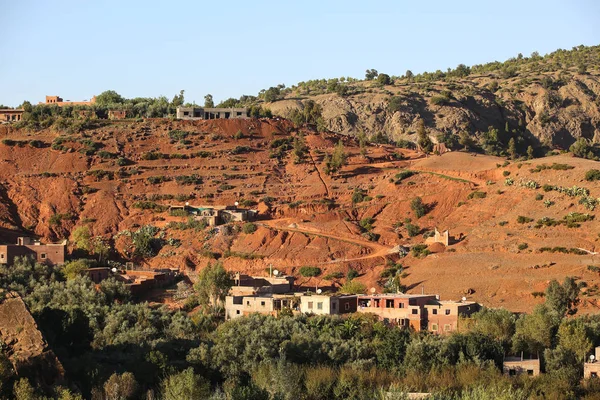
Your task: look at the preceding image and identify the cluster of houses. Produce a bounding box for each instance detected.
[225,273,480,336]
[0,96,250,123]
[169,203,257,227]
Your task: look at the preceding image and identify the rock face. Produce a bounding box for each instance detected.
[0,292,65,387]
[267,71,600,150]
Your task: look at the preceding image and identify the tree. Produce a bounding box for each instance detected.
[405,70,414,80]
[417,120,433,153]
[339,279,366,294]
[570,138,592,158]
[194,262,232,308]
[459,131,474,150]
[103,372,138,400]
[161,368,211,400]
[95,90,124,106]
[13,378,37,400]
[508,137,518,159]
[292,134,309,163]
[21,101,33,113]
[358,131,368,157]
[377,73,391,85]
[71,226,91,252]
[365,69,378,80]
[513,304,559,354]
[91,237,110,263]
[468,308,516,350]
[557,318,592,361]
[62,259,93,280]
[527,145,534,159]
[171,90,185,107]
[204,94,214,108]
[410,197,426,218]
[325,141,347,175]
[546,277,580,317]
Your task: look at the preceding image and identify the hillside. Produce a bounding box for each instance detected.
[1,118,600,313]
[265,45,600,152]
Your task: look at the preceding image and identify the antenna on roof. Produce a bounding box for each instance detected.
[273,269,279,277]
[461,296,467,302]
[370,287,376,294]
[317,289,322,294]
[111,267,117,273]
[591,354,596,363]
[234,201,239,207]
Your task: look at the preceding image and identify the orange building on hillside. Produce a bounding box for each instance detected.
[40,95,96,107]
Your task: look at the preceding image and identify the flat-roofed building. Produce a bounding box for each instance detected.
[357,294,437,330]
[225,294,298,320]
[300,294,357,315]
[0,237,66,266]
[176,106,248,120]
[584,346,600,379]
[503,354,540,377]
[424,300,480,334]
[0,109,24,123]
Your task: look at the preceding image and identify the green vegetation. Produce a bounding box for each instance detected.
[585,169,600,181]
[411,244,431,258]
[299,266,322,277]
[242,222,257,234]
[324,141,347,175]
[410,197,426,218]
[339,280,367,294]
[467,191,487,200]
[406,223,420,237]
[517,216,534,224]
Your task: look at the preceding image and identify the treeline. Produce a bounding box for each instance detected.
[1,257,600,399]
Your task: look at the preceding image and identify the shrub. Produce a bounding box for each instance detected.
[503,171,510,176]
[359,217,375,231]
[542,184,554,192]
[351,188,367,204]
[587,265,600,273]
[406,223,420,237]
[498,221,508,226]
[411,244,430,258]
[299,266,321,277]
[467,191,487,199]
[518,243,529,251]
[535,194,544,201]
[347,269,359,280]
[324,271,344,280]
[339,280,367,294]
[175,175,202,185]
[395,170,417,183]
[517,216,534,224]
[242,223,257,234]
[585,169,600,181]
[411,197,426,218]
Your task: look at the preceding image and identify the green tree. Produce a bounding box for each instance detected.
[325,140,347,175]
[339,279,366,294]
[405,70,414,80]
[557,318,592,361]
[194,262,232,309]
[95,90,125,106]
[204,94,214,108]
[62,259,93,280]
[171,90,185,107]
[292,134,309,163]
[459,131,474,150]
[365,69,378,80]
[417,120,433,153]
[103,372,138,400]
[161,368,211,400]
[469,308,516,350]
[377,73,391,85]
[71,226,91,252]
[13,378,37,400]
[508,137,517,159]
[546,277,580,317]
[527,145,534,159]
[410,197,426,218]
[513,304,559,354]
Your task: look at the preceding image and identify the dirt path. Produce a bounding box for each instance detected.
[260,219,396,265]
[308,150,330,197]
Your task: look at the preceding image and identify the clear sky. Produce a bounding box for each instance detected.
[0,0,598,107]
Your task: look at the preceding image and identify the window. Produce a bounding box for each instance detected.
[40,253,47,259]
[592,372,598,378]
[308,302,313,309]
[431,323,438,331]
[444,324,451,331]
[432,309,437,315]
[399,303,404,308]
[246,301,250,307]
[411,309,418,315]
[260,301,265,307]
[527,370,534,376]
[236,310,240,315]
[386,299,395,308]
[445,309,451,315]
[317,302,323,310]
[344,303,350,311]
[332,302,337,310]
[0,254,4,259]
[509,369,516,376]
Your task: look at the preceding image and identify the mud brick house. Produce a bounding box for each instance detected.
[225,294,298,320]
[0,108,24,122]
[176,106,248,120]
[108,109,127,119]
[357,294,437,330]
[424,300,480,334]
[40,95,96,107]
[0,237,66,266]
[299,294,357,315]
[169,204,257,227]
[231,273,295,296]
[584,346,600,378]
[85,267,111,284]
[357,294,480,334]
[503,354,541,377]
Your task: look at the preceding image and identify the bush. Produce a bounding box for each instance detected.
[585,169,600,181]
[299,266,321,277]
[517,216,534,224]
[518,243,529,251]
[324,271,344,280]
[468,191,487,199]
[406,223,420,237]
[411,244,430,258]
[339,280,367,294]
[503,171,510,176]
[347,269,359,280]
[242,223,257,234]
[535,194,544,201]
[410,197,426,218]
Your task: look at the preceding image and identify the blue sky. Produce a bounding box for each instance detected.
[0,0,598,107]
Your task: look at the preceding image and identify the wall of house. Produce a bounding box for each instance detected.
[225,296,276,320]
[503,359,540,376]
